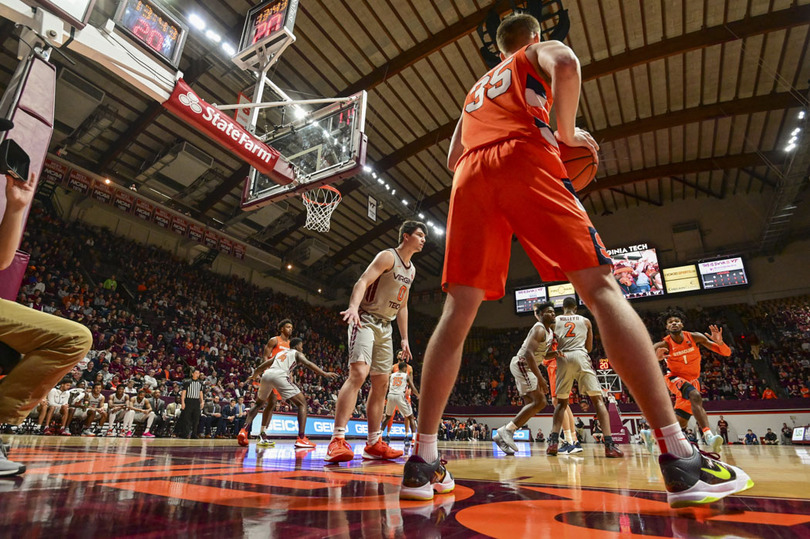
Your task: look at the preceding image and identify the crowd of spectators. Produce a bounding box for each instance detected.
[6,206,810,438]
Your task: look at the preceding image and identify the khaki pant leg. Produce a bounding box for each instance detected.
[0,299,92,424]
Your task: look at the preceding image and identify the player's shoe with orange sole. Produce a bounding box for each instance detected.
[399,456,455,500]
[363,439,403,460]
[324,438,354,463]
[237,428,249,447]
[295,436,316,449]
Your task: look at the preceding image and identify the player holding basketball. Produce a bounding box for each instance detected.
[381,359,420,450]
[325,221,426,463]
[549,297,622,458]
[650,310,728,453]
[399,13,751,506]
[238,338,338,448]
[493,302,552,455]
[254,319,294,444]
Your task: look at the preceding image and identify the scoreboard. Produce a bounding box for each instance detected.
[698,257,748,289]
[515,286,547,314]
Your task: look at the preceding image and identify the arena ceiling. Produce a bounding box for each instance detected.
[1,0,808,295]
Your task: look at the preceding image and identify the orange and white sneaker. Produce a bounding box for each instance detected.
[324,437,354,463]
[295,436,316,449]
[237,428,249,447]
[363,439,404,460]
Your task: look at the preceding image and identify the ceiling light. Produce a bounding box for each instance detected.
[294,106,307,119]
[363,166,372,173]
[317,288,322,293]
[402,199,408,205]
[792,127,802,135]
[789,136,797,144]
[205,30,221,43]
[427,220,434,227]
[222,43,236,56]
[104,178,111,185]
[377,178,384,184]
[799,111,806,120]
[418,213,424,219]
[785,143,796,152]
[390,189,396,196]
[434,228,444,236]
[189,14,205,30]
[286,264,293,270]
[385,184,390,190]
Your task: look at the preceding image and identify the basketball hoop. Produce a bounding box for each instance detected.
[302,185,341,232]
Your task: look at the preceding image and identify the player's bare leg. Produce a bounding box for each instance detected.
[567,265,751,504]
[495,386,546,455]
[362,373,402,460]
[687,388,723,452]
[401,285,483,500]
[326,362,371,463]
[591,395,623,457]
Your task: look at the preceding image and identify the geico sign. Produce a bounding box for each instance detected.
[354,424,368,435]
[163,79,294,185]
[390,425,406,435]
[312,421,334,433]
[270,419,299,432]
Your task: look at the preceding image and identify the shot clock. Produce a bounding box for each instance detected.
[112,0,188,67]
[233,0,299,70]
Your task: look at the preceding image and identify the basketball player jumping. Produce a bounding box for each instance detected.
[238,337,338,448]
[650,310,728,453]
[493,302,552,455]
[380,359,420,451]
[325,221,426,463]
[399,13,751,506]
[549,297,622,458]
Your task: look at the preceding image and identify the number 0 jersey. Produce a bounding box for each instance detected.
[554,314,589,353]
[359,248,416,321]
[461,44,558,158]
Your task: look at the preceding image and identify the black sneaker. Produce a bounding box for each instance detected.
[659,446,753,507]
[399,455,455,501]
[0,440,24,476]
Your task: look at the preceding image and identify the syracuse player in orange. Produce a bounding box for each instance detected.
[399,13,752,507]
[541,327,579,455]
[652,310,729,453]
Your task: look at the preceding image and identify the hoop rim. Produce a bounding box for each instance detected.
[302,184,342,206]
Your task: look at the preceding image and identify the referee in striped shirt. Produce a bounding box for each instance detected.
[177,369,203,439]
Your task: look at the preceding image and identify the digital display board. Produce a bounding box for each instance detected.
[607,243,665,300]
[239,0,298,53]
[547,282,577,308]
[514,286,547,314]
[662,264,701,294]
[113,0,188,67]
[698,257,748,289]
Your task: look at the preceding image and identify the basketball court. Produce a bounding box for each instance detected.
[4,437,810,537]
[1,0,810,537]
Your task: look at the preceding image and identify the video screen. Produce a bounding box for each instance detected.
[663,265,701,294]
[514,286,547,314]
[698,257,748,289]
[547,282,577,308]
[607,243,665,299]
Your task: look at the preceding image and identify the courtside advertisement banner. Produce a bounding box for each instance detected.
[251,414,408,439]
[163,79,294,184]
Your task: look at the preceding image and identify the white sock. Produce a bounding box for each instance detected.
[505,421,517,433]
[702,428,715,442]
[368,430,381,445]
[654,423,693,458]
[331,426,346,441]
[415,433,438,462]
[565,430,576,444]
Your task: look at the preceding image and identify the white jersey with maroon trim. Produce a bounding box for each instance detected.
[268,349,297,376]
[388,371,408,396]
[516,322,554,363]
[554,314,589,353]
[359,248,416,321]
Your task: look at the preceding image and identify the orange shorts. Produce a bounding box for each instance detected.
[665,374,700,419]
[443,138,612,300]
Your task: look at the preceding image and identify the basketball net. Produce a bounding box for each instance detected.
[302,185,341,232]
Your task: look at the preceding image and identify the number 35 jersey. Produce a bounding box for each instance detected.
[461,44,558,157]
[359,248,416,321]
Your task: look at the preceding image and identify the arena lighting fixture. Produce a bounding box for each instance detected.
[785,143,796,152]
[793,128,802,135]
[294,106,307,119]
[317,288,322,293]
[402,199,408,205]
[188,13,205,30]
[385,184,390,190]
[363,166,372,173]
[427,220,434,227]
[286,263,293,270]
[390,189,396,196]
[376,178,383,184]
[222,43,236,56]
[434,228,444,236]
[418,213,424,219]
[206,30,221,43]
[800,110,806,119]
[104,178,111,184]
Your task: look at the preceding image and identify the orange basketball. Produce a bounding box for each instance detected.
[558,143,598,192]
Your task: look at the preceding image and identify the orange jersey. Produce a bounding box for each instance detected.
[460,45,557,158]
[270,335,290,358]
[663,331,702,380]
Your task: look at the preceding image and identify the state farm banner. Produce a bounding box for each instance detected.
[204,229,219,249]
[233,243,246,260]
[163,79,295,185]
[42,158,68,184]
[153,207,172,229]
[218,237,233,255]
[90,181,114,205]
[171,216,188,236]
[113,190,135,213]
[134,199,154,220]
[67,170,91,193]
[188,223,204,243]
